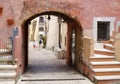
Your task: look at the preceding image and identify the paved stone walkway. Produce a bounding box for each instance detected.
[17,43,93,84]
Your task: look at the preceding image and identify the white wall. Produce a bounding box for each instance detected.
[34,17,39,41]
[46,16,59,49]
[61,22,67,50]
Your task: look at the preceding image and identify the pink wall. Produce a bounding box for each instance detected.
[1,0,120,78]
[0,0,120,30]
[80,0,120,30]
[0,0,24,29]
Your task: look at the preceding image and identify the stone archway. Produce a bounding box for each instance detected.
[17,0,85,78]
[21,11,83,72]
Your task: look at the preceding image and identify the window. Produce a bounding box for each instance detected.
[39,17,44,22]
[93,17,115,41]
[97,21,110,41]
[39,27,44,31]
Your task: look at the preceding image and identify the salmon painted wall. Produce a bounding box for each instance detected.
[80,0,120,28]
[1,0,120,79]
[0,0,120,32]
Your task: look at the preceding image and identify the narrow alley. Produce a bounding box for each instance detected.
[17,43,93,84]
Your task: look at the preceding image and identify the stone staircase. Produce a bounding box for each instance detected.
[0,54,17,84]
[0,64,17,84]
[90,40,120,84]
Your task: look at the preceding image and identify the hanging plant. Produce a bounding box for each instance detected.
[42,36,47,48]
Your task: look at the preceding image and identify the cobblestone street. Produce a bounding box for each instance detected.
[17,43,93,84]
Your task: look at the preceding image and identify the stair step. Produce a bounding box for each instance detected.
[95,75,120,80]
[95,48,115,52]
[0,70,15,73]
[0,64,17,83]
[91,54,115,58]
[93,68,120,72]
[0,73,16,78]
[109,39,114,46]
[0,81,15,84]
[90,61,120,68]
[0,55,13,61]
[104,44,114,51]
[0,78,15,81]
[0,55,14,64]
[90,54,115,62]
[93,68,120,76]
[91,61,120,65]
[0,65,17,69]
[95,75,120,84]
[94,49,115,56]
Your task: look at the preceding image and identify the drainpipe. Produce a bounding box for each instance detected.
[58,18,62,48]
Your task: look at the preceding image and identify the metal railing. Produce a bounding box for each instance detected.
[0,27,18,64]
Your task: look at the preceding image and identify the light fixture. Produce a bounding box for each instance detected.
[58,17,62,24]
[47,15,51,21]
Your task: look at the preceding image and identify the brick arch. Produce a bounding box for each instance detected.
[19,0,84,76]
[21,11,83,67]
[19,0,82,26]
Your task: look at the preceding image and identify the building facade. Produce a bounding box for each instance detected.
[1,0,120,83]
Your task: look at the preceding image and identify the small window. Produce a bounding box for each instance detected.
[39,27,44,31]
[97,21,110,41]
[39,17,44,22]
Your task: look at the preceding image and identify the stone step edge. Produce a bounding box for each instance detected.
[90,54,115,58]
[94,49,114,53]
[95,75,120,80]
[0,73,16,77]
[93,68,120,72]
[0,81,15,84]
[0,58,13,61]
[0,59,13,61]
[104,44,114,48]
[0,65,17,69]
[90,61,120,65]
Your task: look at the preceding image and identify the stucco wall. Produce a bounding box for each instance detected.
[1,0,120,33]
[61,22,67,50]
[46,16,59,49]
[1,0,120,82]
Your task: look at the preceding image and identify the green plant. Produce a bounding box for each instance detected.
[42,36,47,48]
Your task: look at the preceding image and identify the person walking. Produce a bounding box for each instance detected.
[38,39,42,49]
[33,40,36,50]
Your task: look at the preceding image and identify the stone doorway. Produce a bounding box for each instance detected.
[21,11,83,73]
